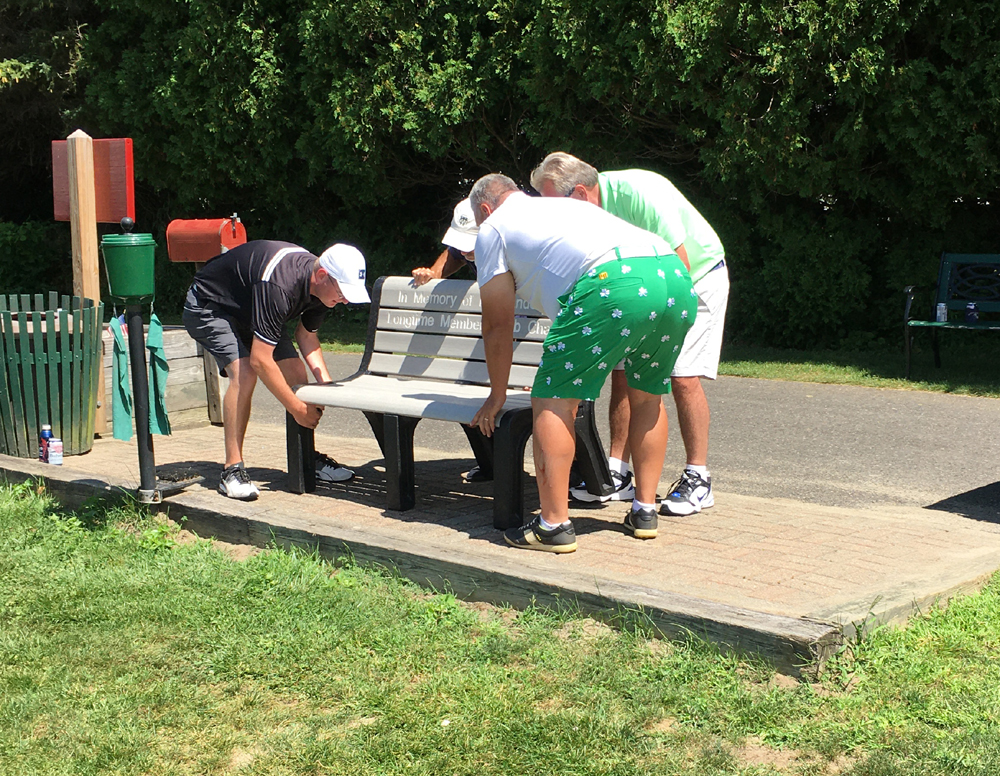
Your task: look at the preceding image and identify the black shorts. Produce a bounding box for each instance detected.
[182,286,298,376]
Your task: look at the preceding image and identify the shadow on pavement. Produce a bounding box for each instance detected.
[925,481,1000,523]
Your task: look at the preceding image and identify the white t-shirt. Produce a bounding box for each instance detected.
[474,193,671,320]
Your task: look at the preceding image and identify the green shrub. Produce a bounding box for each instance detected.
[0,221,73,298]
[3,0,998,345]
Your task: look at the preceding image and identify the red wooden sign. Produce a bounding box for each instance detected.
[52,137,135,223]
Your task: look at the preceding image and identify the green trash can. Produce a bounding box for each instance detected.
[0,293,105,458]
[101,232,156,301]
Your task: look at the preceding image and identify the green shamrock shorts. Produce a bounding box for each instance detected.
[532,250,696,401]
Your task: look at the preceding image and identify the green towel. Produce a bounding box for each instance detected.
[109,317,133,441]
[146,314,171,436]
[108,315,172,440]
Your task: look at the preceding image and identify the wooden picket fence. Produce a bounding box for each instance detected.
[0,293,104,458]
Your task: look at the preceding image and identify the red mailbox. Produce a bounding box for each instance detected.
[166,214,247,262]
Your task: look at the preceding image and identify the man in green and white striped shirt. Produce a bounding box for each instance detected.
[532,153,729,517]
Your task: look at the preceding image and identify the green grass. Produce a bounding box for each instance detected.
[3,482,1000,774]
[720,333,1000,398]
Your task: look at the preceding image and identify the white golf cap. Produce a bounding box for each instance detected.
[318,243,370,304]
[441,198,478,253]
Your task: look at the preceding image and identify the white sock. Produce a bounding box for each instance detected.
[631,499,656,512]
[608,457,629,476]
[539,515,569,531]
[686,464,709,478]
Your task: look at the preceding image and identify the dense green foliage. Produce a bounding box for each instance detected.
[2,0,998,345]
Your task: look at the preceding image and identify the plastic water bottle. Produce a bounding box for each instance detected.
[48,438,63,466]
[965,302,979,323]
[39,424,52,462]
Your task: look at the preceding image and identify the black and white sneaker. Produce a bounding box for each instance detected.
[218,462,260,501]
[660,469,714,516]
[504,516,578,553]
[570,469,635,504]
[624,506,658,539]
[315,452,354,483]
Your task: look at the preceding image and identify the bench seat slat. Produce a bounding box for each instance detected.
[296,375,532,424]
[373,331,544,366]
[367,353,537,389]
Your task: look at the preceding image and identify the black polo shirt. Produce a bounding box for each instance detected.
[193,240,328,345]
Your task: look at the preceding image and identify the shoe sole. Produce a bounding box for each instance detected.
[504,535,577,553]
[218,486,259,501]
[626,525,657,539]
[660,493,714,516]
[570,487,636,504]
[316,472,354,483]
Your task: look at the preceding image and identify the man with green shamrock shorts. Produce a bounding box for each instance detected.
[468,174,695,553]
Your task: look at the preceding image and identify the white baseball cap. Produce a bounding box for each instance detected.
[318,243,370,304]
[441,198,478,253]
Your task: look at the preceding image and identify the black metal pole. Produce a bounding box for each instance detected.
[126,302,157,501]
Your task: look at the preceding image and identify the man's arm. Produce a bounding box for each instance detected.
[412,248,469,286]
[295,323,332,383]
[471,272,516,437]
[249,337,322,428]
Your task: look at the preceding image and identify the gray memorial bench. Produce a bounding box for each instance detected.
[286,276,614,529]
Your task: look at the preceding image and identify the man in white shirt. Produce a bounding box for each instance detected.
[468,174,696,552]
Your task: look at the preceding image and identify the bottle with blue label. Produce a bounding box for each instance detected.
[39,424,52,462]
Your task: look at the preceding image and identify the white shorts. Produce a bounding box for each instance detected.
[614,263,729,379]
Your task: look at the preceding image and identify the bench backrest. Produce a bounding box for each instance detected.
[358,277,550,389]
[935,253,1000,314]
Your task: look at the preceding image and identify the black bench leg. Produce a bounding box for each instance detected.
[286,411,316,494]
[492,409,535,530]
[384,413,421,511]
[362,410,388,456]
[574,400,614,498]
[932,329,942,369]
[904,325,912,379]
[461,424,495,479]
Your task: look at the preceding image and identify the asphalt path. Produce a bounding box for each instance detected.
[248,353,1000,518]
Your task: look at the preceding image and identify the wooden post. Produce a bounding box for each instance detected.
[67,129,106,433]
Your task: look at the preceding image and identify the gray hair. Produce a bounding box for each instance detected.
[529,152,599,195]
[469,173,518,213]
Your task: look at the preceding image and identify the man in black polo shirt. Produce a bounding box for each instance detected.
[183,240,370,500]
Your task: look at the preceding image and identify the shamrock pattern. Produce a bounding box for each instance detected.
[535,254,693,397]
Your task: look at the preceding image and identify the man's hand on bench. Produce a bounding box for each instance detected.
[291,401,324,430]
[411,266,441,286]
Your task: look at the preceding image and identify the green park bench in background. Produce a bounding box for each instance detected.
[0,293,104,458]
[903,253,1000,379]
